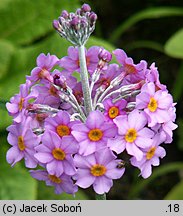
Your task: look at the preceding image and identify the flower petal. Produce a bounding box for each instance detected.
[135,137,153,148]
[95,148,115,165]
[6,146,24,166]
[93,176,113,194]
[107,137,126,154]
[34,151,53,163]
[126,143,143,161]
[86,111,105,129]
[75,169,95,188]
[74,154,96,168]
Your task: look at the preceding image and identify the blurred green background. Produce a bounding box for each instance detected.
[0,0,183,199]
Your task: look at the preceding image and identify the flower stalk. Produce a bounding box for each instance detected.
[95,193,106,200]
[78,44,93,116]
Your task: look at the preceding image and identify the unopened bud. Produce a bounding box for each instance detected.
[52,20,61,31]
[76,8,81,15]
[81,4,91,12]
[98,48,112,63]
[61,10,69,19]
[89,12,97,24]
[53,3,96,46]
[70,17,79,30]
[53,74,67,90]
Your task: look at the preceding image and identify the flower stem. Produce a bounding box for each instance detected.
[78,45,93,116]
[95,193,106,200]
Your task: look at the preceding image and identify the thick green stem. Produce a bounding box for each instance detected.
[78,45,93,116]
[95,193,106,200]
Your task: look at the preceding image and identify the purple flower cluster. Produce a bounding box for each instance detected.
[6,4,177,196]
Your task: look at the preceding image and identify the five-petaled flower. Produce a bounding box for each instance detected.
[111,109,154,161]
[73,148,125,194]
[34,131,78,177]
[72,111,117,156]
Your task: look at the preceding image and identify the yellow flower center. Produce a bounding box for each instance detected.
[148,97,158,112]
[18,136,25,151]
[18,98,24,111]
[52,148,66,160]
[125,128,137,143]
[146,147,156,160]
[88,129,103,142]
[48,175,62,184]
[108,106,119,119]
[90,164,107,177]
[56,125,70,137]
[125,64,136,74]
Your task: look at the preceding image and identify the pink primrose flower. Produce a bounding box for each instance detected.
[72,110,117,156]
[30,170,78,195]
[73,148,125,194]
[6,117,40,168]
[103,98,127,122]
[112,109,154,161]
[28,53,59,83]
[34,131,78,177]
[130,132,166,178]
[136,82,173,127]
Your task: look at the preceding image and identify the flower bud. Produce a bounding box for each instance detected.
[61,10,69,19]
[98,48,112,63]
[81,3,91,12]
[89,12,97,25]
[52,20,61,31]
[53,74,67,90]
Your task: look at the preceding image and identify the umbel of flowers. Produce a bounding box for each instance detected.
[6,3,177,199]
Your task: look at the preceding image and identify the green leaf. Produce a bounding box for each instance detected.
[0,99,7,110]
[164,181,183,200]
[128,162,183,199]
[0,110,11,131]
[109,7,183,43]
[171,62,183,101]
[0,0,79,45]
[165,29,183,59]
[37,181,89,200]
[0,40,14,80]
[124,40,164,53]
[0,136,37,199]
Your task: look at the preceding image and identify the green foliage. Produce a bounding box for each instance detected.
[0,0,79,45]
[164,180,183,199]
[109,7,183,44]
[125,40,164,53]
[165,29,183,59]
[0,40,14,80]
[171,62,183,101]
